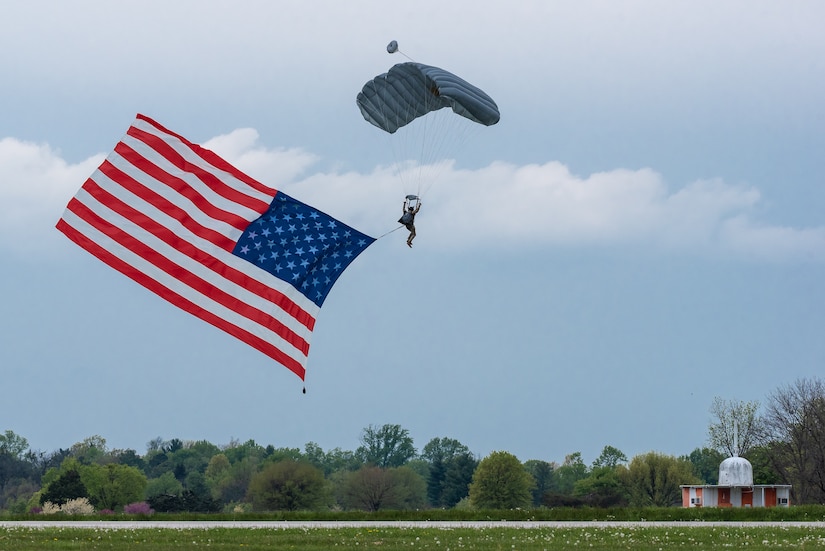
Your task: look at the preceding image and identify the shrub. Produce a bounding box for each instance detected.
[40,502,61,515]
[124,501,154,515]
[61,497,96,515]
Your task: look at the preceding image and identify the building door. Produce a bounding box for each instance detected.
[742,488,753,507]
[719,488,731,507]
[765,487,776,507]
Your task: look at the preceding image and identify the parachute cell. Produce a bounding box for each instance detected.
[356,62,500,134]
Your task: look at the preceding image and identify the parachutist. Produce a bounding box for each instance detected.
[398,197,421,247]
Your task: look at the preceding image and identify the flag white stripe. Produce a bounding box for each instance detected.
[106,150,249,246]
[130,118,276,205]
[119,136,265,225]
[77,172,319,335]
[60,203,310,367]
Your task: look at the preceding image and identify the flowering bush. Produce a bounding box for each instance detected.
[61,497,96,515]
[123,501,154,515]
[98,508,115,515]
[40,502,61,515]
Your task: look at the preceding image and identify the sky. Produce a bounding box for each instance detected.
[1,1,824,467]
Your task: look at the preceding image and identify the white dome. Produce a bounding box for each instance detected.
[718,456,753,486]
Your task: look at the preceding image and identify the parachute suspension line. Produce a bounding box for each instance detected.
[411,69,479,202]
[375,225,405,240]
[387,40,416,62]
[365,42,498,205]
[386,39,432,201]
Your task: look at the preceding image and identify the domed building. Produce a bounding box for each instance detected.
[681,453,791,508]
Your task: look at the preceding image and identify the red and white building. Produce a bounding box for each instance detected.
[681,454,791,508]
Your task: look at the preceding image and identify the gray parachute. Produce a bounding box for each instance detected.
[356,62,500,134]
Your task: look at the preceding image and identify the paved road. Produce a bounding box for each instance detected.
[3,520,825,530]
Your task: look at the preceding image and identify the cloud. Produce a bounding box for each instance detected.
[0,137,104,252]
[203,129,319,185]
[719,217,825,262]
[2,129,822,262]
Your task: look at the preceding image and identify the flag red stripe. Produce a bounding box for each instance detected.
[114,141,254,235]
[64,194,311,356]
[135,114,277,196]
[98,158,238,252]
[80,174,315,332]
[56,217,306,379]
[126,126,268,216]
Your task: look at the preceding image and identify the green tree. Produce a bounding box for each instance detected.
[523,460,556,506]
[573,466,627,507]
[0,430,29,459]
[303,443,360,476]
[247,460,326,511]
[619,452,699,507]
[387,465,427,510]
[0,432,35,510]
[302,442,327,473]
[218,457,260,504]
[40,468,87,506]
[683,447,725,484]
[81,463,147,510]
[183,471,212,506]
[592,445,628,469]
[421,438,471,463]
[747,444,782,485]
[421,437,474,508]
[440,452,477,508]
[204,453,232,500]
[223,439,267,465]
[1,478,38,514]
[264,447,303,463]
[468,451,534,509]
[70,436,109,465]
[111,449,145,472]
[356,424,416,468]
[145,471,183,500]
[555,452,588,495]
[151,439,221,487]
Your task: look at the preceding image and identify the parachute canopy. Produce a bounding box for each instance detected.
[356,62,500,134]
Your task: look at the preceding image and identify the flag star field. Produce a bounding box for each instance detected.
[233,192,374,308]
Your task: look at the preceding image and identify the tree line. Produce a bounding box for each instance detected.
[1,376,823,513]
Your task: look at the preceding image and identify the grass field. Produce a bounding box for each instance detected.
[3,524,825,550]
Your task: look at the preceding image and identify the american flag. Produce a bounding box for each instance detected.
[56,114,374,381]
